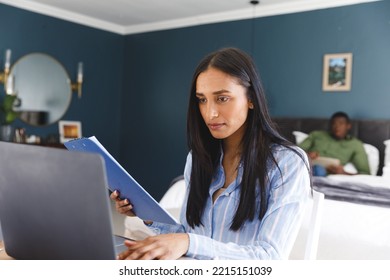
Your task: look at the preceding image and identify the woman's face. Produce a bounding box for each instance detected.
[195,67,252,142]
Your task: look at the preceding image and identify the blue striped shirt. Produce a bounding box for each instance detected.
[150,145,311,260]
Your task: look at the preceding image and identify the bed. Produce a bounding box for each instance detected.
[273,117,390,259]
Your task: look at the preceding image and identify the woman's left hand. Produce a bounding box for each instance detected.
[117,233,189,260]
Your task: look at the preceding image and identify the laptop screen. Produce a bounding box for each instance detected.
[0,142,120,260]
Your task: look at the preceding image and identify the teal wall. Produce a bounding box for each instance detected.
[0,4,124,156]
[1,1,389,199]
[256,2,390,119]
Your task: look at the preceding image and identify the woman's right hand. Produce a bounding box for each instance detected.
[110,190,136,217]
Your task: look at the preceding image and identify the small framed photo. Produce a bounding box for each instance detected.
[322,53,353,91]
[59,120,82,143]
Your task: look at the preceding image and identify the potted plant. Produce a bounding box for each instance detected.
[0,94,19,141]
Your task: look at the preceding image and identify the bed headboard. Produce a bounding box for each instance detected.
[272,117,390,175]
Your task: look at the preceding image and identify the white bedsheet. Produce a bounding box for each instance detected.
[327,174,390,188]
[312,175,390,259]
[316,198,390,259]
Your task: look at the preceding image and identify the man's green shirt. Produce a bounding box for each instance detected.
[298,130,370,175]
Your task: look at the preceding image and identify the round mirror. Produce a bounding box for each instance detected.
[9,53,72,126]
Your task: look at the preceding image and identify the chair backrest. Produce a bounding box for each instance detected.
[289,190,325,260]
[159,177,186,211]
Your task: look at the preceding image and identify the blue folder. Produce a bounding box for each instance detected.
[64,136,178,225]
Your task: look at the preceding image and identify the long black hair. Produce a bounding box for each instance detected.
[186,47,306,231]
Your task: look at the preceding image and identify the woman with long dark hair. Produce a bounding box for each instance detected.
[112,47,311,260]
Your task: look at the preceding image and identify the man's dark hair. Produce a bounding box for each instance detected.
[330,111,351,123]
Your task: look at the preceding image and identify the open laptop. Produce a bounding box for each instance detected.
[0,141,129,260]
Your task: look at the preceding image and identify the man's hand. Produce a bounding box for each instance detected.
[326,165,345,174]
[308,151,319,160]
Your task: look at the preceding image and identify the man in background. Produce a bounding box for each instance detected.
[299,111,370,176]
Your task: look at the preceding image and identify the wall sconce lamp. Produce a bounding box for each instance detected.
[0,49,12,92]
[71,62,83,99]
[1,49,84,99]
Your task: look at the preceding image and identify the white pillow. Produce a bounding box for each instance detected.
[344,144,379,175]
[363,143,379,176]
[292,131,308,145]
[383,166,390,178]
[383,140,390,177]
[384,140,390,167]
[292,131,379,175]
[343,163,358,174]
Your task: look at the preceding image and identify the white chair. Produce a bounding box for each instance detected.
[159,177,186,210]
[289,190,325,260]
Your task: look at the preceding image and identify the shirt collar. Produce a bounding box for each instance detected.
[209,148,243,194]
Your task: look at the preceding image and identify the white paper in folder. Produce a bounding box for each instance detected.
[312,156,340,167]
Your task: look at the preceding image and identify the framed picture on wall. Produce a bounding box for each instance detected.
[59,120,82,143]
[322,53,353,91]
